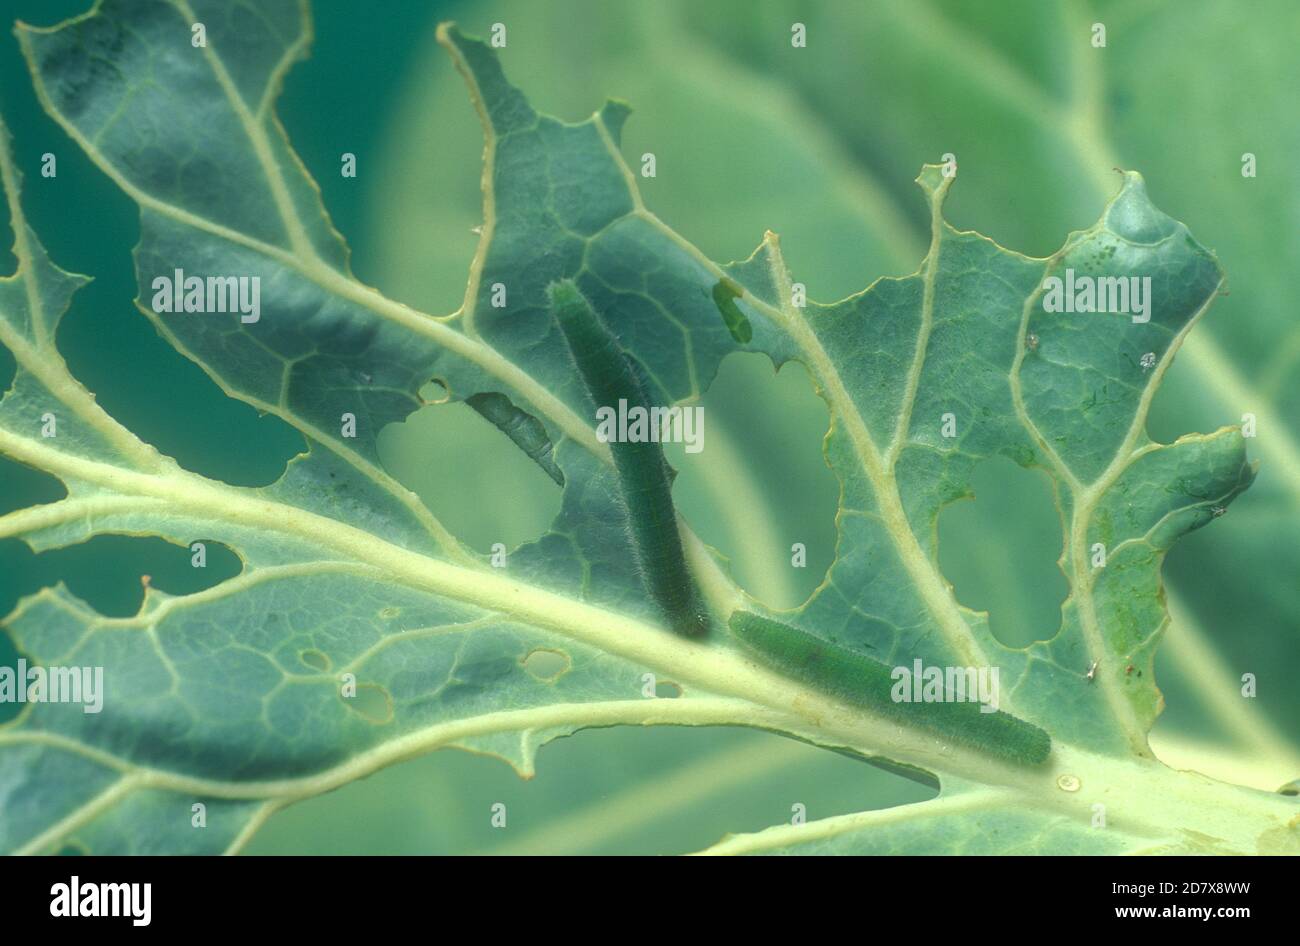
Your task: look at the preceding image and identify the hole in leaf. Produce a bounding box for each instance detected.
[299,649,331,673]
[655,680,683,699]
[0,455,66,516]
[0,181,13,274]
[0,535,240,619]
[0,628,22,724]
[344,683,393,724]
[57,287,304,489]
[522,648,571,682]
[664,352,836,610]
[0,340,13,393]
[937,456,1067,647]
[420,377,451,405]
[379,401,562,553]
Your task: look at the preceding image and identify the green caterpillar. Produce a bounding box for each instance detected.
[730,611,1051,765]
[549,280,710,636]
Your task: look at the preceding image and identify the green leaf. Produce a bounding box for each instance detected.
[1,0,1295,856]
[400,0,1300,797]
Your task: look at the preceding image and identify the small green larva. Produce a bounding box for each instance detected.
[549,279,709,637]
[729,610,1051,765]
[711,277,752,343]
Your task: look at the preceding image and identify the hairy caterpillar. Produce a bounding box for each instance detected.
[549,280,710,636]
[729,611,1051,765]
